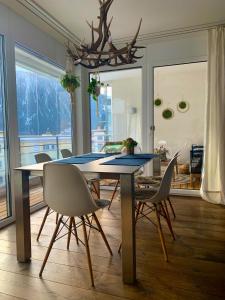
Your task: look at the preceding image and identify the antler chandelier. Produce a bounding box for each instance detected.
[67,0,144,69]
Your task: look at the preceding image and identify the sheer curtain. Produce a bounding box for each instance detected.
[201,26,225,205]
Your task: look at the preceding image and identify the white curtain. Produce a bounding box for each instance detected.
[201,26,225,205]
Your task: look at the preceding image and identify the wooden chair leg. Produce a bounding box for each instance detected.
[72,217,79,245]
[118,243,122,254]
[167,197,176,219]
[39,216,63,277]
[37,206,50,241]
[108,180,120,210]
[155,204,168,262]
[92,213,113,256]
[135,201,142,224]
[67,217,73,250]
[81,216,94,287]
[161,203,176,241]
[56,213,59,224]
[91,181,100,199]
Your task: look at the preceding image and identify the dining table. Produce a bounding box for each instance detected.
[14,153,155,284]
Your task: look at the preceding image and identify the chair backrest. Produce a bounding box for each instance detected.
[151,154,178,203]
[61,149,73,158]
[43,163,98,217]
[35,153,52,186]
[35,152,52,164]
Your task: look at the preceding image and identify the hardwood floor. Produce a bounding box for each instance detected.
[0,192,225,299]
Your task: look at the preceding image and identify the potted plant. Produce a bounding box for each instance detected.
[122,137,138,155]
[87,77,103,101]
[60,73,80,93]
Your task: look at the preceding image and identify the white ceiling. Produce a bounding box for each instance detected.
[32,0,225,41]
[1,0,225,44]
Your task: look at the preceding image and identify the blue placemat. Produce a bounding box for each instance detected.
[76,153,113,159]
[118,154,156,159]
[55,157,99,165]
[101,158,152,166]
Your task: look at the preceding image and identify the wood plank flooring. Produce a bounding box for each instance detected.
[0,186,44,220]
[0,192,225,299]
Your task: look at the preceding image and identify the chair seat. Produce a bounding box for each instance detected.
[96,199,111,209]
[136,175,162,185]
[135,187,158,201]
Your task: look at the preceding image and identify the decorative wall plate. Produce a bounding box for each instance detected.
[162,108,174,120]
[177,101,189,113]
[154,98,163,107]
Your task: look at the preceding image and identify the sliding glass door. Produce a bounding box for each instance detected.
[0,36,11,222]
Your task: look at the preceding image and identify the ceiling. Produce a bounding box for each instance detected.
[2,0,225,44]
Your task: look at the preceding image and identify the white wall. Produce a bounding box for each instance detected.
[143,31,208,155]
[154,62,207,163]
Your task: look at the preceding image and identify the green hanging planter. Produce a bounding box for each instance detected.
[177,101,189,113]
[154,98,163,107]
[162,108,174,120]
[60,73,80,93]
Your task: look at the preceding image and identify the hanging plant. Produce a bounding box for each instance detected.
[154,98,163,107]
[60,73,80,93]
[162,108,174,120]
[177,100,189,113]
[87,77,104,101]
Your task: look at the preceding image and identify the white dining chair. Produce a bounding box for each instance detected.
[60,149,100,199]
[134,155,178,261]
[135,150,181,219]
[39,163,113,286]
[35,153,59,241]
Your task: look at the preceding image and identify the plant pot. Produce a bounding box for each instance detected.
[95,85,101,97]
[126,147,134,155]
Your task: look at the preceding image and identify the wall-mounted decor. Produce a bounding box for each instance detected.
[154,98,163,107]
[177,100,189,113]
[162,108,174,120]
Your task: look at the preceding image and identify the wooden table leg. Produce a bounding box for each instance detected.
[15,170,31,262]
[120,174,136,284]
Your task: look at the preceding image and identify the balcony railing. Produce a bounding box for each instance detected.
[19,135,72,166]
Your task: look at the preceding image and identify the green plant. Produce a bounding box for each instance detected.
[177,100,189,113]
[87,78,104,101]
[162,108,174,119]
[60,74,80,93]
[154,98,162,107]
[179,101,187,109]
[122,137,138,150]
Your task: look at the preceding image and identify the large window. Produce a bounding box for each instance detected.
[90,68,142,152]
[15,47,72,166]
[0,36,11,222]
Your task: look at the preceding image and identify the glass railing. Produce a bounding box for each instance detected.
[19,135,72,166]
